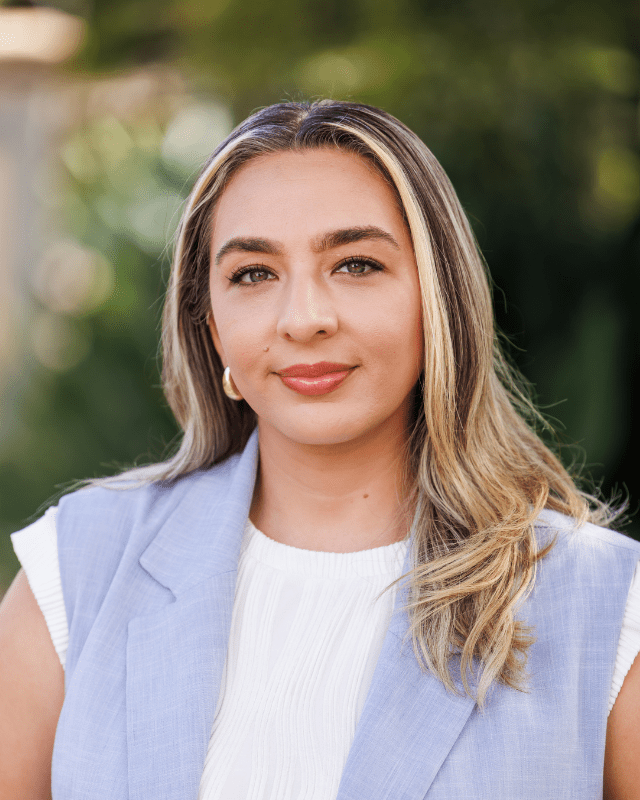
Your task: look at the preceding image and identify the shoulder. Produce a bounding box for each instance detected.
[535,508,640,559]
[54,453,246,602]
[54,429,259,608]
[57,453,243,547]
[529,509,640,620]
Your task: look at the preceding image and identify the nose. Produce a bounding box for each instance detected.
[276,274,338,342]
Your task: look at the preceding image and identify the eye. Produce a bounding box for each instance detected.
[334,257,383,277]
[228,266,276,284]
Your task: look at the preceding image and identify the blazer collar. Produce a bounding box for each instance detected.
[139,427,260,596]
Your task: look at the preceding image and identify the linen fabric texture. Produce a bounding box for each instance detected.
[46,428,640,799]
[11,507,640,717]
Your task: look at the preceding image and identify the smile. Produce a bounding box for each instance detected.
[278,368,355,396]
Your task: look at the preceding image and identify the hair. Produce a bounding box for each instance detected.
[94,100,621,705]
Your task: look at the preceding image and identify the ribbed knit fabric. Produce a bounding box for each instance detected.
[11,506,68,666]
[197,517,407,799]
[11,505,640,797]
[610,565,640,708]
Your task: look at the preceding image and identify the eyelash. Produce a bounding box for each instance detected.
[228,256,384,285]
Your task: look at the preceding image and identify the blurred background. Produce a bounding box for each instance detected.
[0,0,638,592]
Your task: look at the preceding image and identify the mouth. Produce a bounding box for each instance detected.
[277,364,356,396]
[277,361,354,378]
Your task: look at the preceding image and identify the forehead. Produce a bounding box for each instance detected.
[210,148,408,243]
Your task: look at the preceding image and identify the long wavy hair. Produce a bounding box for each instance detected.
[97,100,619,705]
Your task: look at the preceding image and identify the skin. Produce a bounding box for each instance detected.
[604,650,640,799]
[0,571,63,799]
[0,148,637,796]
[208,148,424,552]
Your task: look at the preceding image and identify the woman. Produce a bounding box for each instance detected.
[1,100,638,799]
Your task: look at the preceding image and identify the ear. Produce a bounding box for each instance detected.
[207,312,226,366]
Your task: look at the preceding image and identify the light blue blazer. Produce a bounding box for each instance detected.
[51,428,640,799]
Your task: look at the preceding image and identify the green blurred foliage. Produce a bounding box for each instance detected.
[1,0,638,587]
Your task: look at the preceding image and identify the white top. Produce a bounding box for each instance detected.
[11,507,640,800]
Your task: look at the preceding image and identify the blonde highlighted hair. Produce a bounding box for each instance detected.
[99,101,620,705]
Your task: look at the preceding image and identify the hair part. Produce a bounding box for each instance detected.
[91,100,623,706]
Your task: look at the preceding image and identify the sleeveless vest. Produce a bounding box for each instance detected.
[51,428,640,799]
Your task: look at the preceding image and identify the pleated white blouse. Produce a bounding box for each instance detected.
[11,506,640,800]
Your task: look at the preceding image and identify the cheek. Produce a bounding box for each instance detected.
[365,291,423,370]
[212,308,267,375]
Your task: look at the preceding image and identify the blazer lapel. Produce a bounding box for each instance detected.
[126,429,260,800]
[126,574,236,800]
[337,551,477,800]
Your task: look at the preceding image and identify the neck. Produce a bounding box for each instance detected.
[250,416,416,553]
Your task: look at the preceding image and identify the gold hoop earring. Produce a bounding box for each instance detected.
[222,366,243,401]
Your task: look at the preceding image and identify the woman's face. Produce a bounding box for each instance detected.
[208,147,424,447]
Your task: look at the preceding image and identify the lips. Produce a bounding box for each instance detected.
[277,362,354,378]
[276,362,356,396]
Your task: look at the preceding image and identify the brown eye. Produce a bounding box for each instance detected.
[229,266,276,284]
[335,258,383,276]
[242,269,270,283]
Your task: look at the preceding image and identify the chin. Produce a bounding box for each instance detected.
[264,410,392,449]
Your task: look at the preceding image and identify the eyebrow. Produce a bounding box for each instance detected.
[214,226,400,265]
[313,226,400,253]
